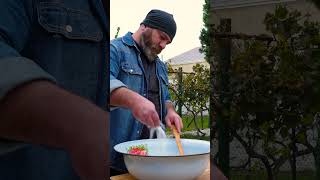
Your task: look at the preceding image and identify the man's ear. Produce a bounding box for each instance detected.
[140,24,147,31]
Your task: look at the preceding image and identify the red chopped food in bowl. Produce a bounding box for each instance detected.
[127,144,148,156]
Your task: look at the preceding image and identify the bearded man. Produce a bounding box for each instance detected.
[109,9,183,175]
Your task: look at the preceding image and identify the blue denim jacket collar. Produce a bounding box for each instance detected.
[122,32,136,47]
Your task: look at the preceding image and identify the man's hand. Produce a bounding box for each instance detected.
[110,87,160,127]
[165,102,183,133]
[130,97,160,127]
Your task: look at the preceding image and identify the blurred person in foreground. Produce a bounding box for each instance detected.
[0,0,109,179]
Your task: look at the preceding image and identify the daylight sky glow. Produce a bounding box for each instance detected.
[110,0,204,60]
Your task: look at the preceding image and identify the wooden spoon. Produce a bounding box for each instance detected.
[172,126,184,155]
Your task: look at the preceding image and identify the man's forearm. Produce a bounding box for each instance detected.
[0,80,108,179]
[110,87,143,109]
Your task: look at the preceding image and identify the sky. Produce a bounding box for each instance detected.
[110,0,205,61]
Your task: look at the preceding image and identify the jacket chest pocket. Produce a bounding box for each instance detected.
[157,63,169,86]
[37,2,103,42]
[159,74,169,86]
[121,62,143,76]
[120,62,143,92]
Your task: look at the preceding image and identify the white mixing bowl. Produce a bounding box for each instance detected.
[114,138,210,180]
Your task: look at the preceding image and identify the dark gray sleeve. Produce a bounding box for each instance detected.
[0,57,56,99]
[110,43,127,93]
[0,0,56,153]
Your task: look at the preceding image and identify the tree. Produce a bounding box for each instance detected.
[228,5,320,179]
[199,0,221,159]
[168,64,210,135]
[200,2,320,179]
[200,0,215,63]
[114,27,120,38]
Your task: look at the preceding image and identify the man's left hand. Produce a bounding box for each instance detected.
[165,109,183,133]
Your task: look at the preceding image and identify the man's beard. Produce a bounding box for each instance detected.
[140,29,161,62]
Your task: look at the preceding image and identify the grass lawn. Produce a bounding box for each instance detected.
[165,114,210,133]
[164,115,210,141]
[180,133,210,141]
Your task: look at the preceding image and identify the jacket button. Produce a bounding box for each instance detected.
[66,25,73,32]
[137,130,140,134]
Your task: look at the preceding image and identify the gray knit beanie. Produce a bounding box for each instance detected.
[141,9,177,41]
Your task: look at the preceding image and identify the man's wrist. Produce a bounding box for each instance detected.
[165,101,175,112]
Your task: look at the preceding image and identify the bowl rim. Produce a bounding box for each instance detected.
[114,138,210,157]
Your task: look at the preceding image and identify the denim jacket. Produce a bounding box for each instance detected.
[110,32,171,170]
[0,0,108,179]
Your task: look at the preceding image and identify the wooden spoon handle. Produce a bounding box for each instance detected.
[172,126,184,155]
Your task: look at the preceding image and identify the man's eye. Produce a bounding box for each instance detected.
[161,35,167,41]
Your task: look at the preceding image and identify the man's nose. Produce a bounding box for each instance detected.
[159,41,167,49]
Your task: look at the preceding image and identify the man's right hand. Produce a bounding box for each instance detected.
[130,95,160,127]
[110,87,160,127]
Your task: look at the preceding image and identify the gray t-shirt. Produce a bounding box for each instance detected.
[136,46,161,139]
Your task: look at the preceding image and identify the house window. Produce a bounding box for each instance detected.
[212,0,296,10]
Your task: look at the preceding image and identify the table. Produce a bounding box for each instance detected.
[110,161,228,180]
